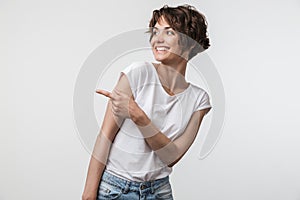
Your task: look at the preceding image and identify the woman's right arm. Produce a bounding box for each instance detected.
[81,101,121,200]
[82,74,131,200]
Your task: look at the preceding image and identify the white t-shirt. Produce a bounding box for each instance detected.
[105,61,212,181]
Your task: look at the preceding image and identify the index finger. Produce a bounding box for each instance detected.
[95,89,113,99]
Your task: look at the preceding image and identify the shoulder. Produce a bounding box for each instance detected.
[189,83,210,98]
[189,83,212,114]
[122,61,154,82]
[119,61,152,97]
[123,61,150,73]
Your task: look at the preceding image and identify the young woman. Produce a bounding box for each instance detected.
[82,4,212,200]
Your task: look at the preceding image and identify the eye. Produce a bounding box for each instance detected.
[152,29,159,36]
[166,30,175,35]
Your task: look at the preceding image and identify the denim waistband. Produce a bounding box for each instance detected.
[101,170,170,193]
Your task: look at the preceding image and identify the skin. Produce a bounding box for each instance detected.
[82,17,211,200]
[150,17,190,93]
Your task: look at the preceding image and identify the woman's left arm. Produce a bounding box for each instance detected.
[131,105,210,167]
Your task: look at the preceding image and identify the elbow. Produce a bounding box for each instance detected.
[167,154,182,168]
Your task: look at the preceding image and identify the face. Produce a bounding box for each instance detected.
[150,17,187,64]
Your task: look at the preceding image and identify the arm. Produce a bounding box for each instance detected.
[133,107,210,167]
[97,73,211,168]
[82,76,129,200]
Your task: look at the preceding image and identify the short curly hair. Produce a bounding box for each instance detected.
[149,4,210,60]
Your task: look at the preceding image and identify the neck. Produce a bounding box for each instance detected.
[155,58,189,94]
[160,58,187,76]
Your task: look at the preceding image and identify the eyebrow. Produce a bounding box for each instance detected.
[153,26,173,30]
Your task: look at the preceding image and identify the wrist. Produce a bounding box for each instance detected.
[82,188,97,200]
[129,101,150,126]
[133,112,151,126]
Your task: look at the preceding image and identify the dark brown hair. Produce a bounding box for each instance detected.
[149,4,210,60]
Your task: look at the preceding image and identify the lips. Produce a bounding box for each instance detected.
[156,46,169,51]
[154,46,170,54]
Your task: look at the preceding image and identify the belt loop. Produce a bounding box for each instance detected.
[150,181,155,194]
[123,180,130,194]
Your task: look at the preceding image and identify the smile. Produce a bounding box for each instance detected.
[155,46,170,51]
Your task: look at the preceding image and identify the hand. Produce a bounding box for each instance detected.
[96,89,151,126]
[82,191,96,200]
[96,89,134,119]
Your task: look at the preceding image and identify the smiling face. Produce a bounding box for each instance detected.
[150,17,188,64]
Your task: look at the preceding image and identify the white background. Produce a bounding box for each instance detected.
[1,0,300,199]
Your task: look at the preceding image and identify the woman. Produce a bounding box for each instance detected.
[82,4,212,200]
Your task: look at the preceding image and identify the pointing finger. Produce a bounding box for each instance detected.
[95,89,113,99]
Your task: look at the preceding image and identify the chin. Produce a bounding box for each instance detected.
[153,54,170,62]
[154,57,167,63]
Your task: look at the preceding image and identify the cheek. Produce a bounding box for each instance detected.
[150,39,154,46]
[166,37,180,48]
[150,36,157,47]
[170,43,182,54]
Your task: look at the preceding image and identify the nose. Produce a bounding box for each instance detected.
[152,30,165,43]
[156,32,165,42]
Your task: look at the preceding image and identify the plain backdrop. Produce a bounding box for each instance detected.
[1,0,300,199]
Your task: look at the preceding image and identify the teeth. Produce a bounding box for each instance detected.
[156,47,168,51]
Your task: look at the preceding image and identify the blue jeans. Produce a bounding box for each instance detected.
[97,171,174,200]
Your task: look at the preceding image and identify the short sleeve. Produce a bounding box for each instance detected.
[120,62,143,99]
[194,91,212,114]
